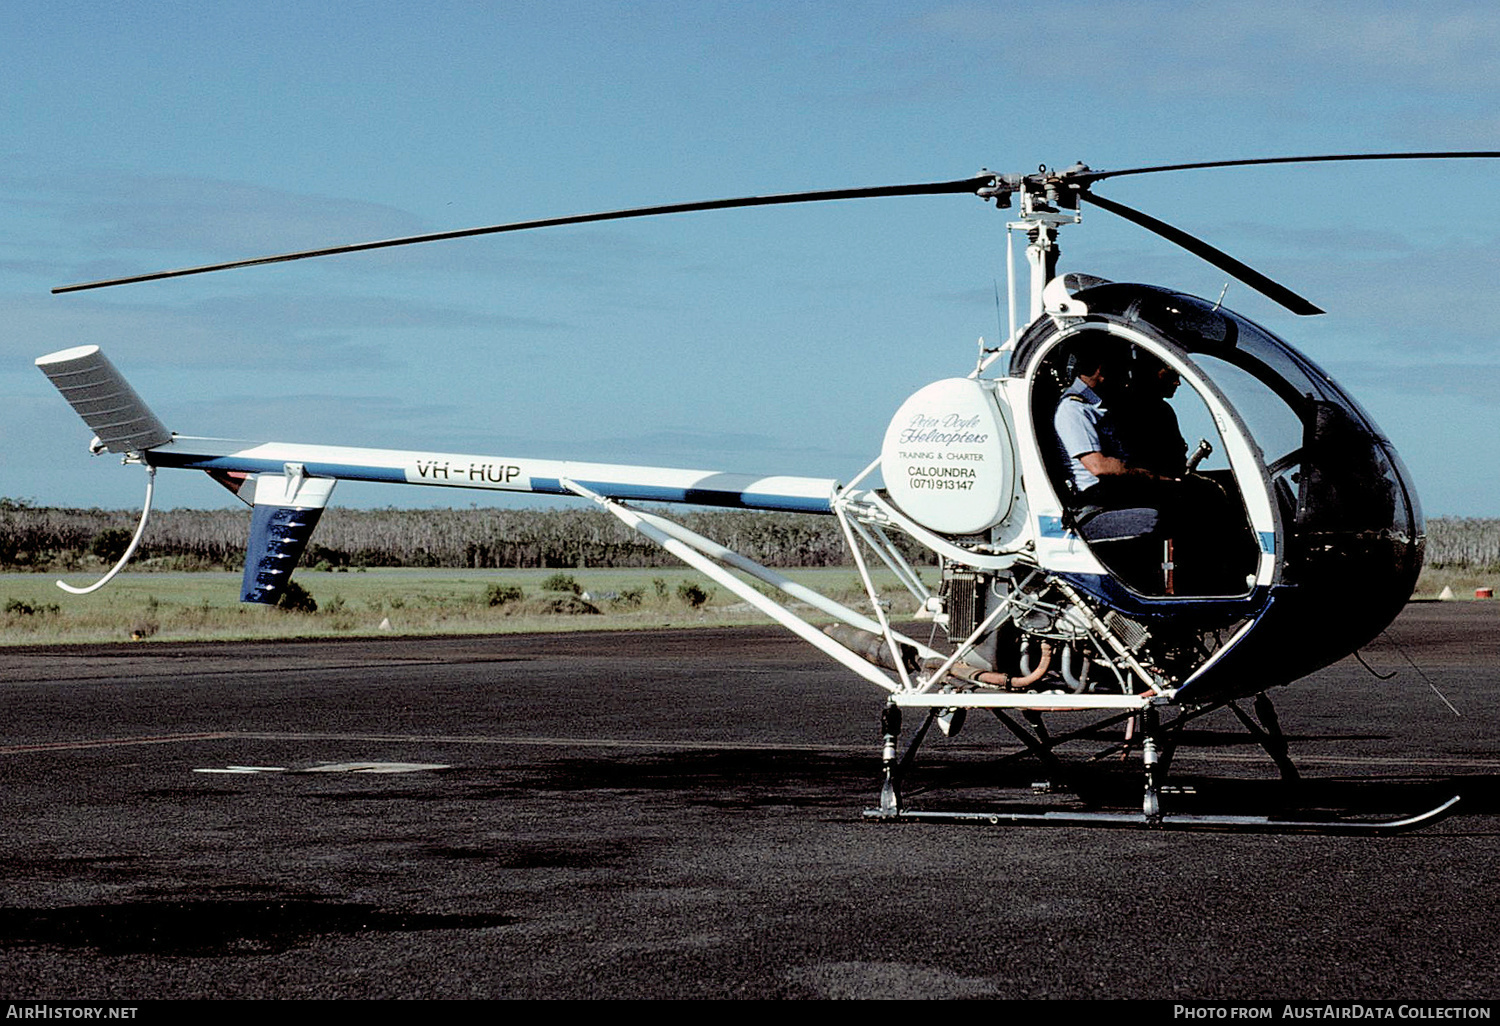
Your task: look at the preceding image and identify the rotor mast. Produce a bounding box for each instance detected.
[1006,167,1083,327]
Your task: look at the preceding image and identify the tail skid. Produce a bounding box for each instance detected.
[55,467,157,596]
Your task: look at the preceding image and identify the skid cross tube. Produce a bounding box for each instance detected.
[1229,694,1301,782]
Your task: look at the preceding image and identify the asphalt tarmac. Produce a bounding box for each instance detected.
[1,601,1497,1001]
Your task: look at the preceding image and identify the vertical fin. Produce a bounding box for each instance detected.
[240,470,336,606]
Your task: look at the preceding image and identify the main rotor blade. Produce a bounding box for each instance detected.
[52,175,998,294]
[1075,151,1500,186]
[1078,189,1324,316]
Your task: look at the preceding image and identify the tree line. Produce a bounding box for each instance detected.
[1421,516,1500,570]
[3,498,1497,572]
[0,499,876,570]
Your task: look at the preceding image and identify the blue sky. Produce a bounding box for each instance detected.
[4,1,1499,515]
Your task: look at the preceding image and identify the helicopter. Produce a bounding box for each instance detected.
[35,152,1500,833]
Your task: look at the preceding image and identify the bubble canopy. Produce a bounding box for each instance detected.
[1008,282,1423,693]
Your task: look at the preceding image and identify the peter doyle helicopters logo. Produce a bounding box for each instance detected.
[896,412,991,490]
[896,411,991,448]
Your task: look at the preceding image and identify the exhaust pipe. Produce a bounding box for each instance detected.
[821,624,1051,689]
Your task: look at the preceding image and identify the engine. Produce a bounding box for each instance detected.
[939,566,1167,696]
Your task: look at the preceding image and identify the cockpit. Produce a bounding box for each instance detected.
[1009,282,1423,626]
[1026,333,1259,598]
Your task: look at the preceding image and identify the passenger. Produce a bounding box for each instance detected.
[1114,354,1188,479]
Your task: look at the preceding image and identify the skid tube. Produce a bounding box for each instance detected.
[863,797,1463,835]
[863,699,1463,836]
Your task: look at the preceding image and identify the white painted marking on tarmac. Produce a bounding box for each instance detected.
[298,762,452,774]
[193,765,287,774]
[192,761,450,775]
[2,732,237,755]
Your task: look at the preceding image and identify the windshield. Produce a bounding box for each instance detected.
[1112,286,1418,540]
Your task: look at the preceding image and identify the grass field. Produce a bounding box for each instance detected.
[0,567,925,646]
[3,563,1493,647]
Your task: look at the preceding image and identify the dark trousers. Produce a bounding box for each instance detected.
[1075,475,1244,594]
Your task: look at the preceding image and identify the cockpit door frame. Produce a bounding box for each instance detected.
[1008,318,1284,597]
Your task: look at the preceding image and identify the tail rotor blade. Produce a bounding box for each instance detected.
[1077,189,1324,316]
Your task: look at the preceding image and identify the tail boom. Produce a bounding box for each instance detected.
[144,437,839,514]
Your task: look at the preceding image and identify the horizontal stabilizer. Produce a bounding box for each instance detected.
[35,346,172,453]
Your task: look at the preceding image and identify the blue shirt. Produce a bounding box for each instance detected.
[1054,379,1124,493]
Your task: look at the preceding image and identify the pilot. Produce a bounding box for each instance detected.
[1054,342,1236,592]
[1052,339,1179,505]
[1053,341,1194,586]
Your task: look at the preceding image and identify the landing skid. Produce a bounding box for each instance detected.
[866,695,1462,836]
[863,796,1462,835]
